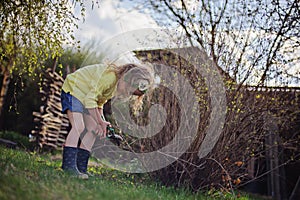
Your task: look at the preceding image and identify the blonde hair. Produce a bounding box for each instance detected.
[109,62,155,114]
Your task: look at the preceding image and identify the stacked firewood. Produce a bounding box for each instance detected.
[31,69,69,150]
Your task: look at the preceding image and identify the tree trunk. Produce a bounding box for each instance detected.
[0,68,11,129]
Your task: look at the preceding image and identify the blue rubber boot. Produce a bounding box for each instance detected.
[77,148,90,175]
[62,146,88,179]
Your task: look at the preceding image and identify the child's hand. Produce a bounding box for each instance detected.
[98,120,110,138]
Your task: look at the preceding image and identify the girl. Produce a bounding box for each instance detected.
[60,62,154,179]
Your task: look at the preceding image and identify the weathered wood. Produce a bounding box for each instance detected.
[0,138,17,148]
[264,112,282,200]
[46,102,62,113]
[31,69,70,150]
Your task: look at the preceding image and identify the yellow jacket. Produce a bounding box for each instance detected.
[62,64,117,108]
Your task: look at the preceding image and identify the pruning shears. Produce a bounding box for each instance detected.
[106,126,123,146]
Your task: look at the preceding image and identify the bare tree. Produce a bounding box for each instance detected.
[147,0,300,87]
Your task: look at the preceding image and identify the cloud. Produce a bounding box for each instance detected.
[74,0,159,44]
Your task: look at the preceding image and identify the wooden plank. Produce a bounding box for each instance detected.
[0,138,17,148]
[44,143,57,148]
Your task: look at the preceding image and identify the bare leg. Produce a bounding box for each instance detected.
[65,110,85,147]
[79,113,99,151]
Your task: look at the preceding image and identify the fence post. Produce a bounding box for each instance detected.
[264,111,282,200]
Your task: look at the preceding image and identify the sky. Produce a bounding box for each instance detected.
[73,0,160,44]
[71,0,176,65]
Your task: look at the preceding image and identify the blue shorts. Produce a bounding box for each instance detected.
[61,90,87,114]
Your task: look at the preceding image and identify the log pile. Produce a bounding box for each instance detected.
[31,69,69,150]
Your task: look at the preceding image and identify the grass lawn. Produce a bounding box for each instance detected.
[0,146,261,200]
